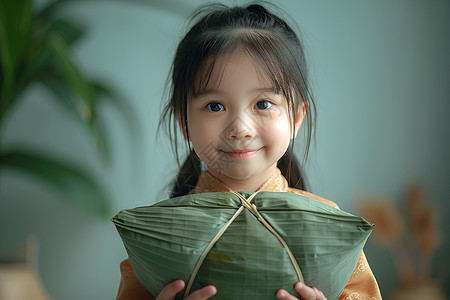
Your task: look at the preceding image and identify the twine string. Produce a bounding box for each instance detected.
[184,191,304,298]
[232,191,304,283]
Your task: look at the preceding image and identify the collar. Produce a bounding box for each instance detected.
[190,168,290,194]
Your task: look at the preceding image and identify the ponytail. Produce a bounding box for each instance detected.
[171,150,202,197]
[277,146,308,191]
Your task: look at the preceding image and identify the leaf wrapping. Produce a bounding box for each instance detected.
[112,191,373,300]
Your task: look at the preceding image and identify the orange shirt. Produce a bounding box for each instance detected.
[116,169,382,299]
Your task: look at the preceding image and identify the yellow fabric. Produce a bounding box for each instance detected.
[117,169,382,300]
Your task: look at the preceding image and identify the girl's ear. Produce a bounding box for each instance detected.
[292,102,308,139]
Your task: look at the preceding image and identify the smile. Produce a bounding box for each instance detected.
[223,149,260,159]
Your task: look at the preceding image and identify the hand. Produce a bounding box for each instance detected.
[276,282,327,300]
[156,280,217,300]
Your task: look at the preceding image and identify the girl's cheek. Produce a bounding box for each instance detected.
[190,121,220,149]
[271,117,291,136]
[265,118,292,149]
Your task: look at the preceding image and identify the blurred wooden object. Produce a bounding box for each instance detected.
[390,279,446,300]
[0,235,53,300]
[358,182,446,300]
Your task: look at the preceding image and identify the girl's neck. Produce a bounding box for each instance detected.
[207,165,277,192]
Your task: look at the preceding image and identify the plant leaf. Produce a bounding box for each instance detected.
[90,81,142,162]
[34,0,68,22]
[87,100,111,163]
[0,149,109,218]
[0,0,33,119]
[36,68,78,112]
[45,18,84,46]
[0,0,32,79]
[45,30,92,117]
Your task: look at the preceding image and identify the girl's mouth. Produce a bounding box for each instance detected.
[223,149,260,159]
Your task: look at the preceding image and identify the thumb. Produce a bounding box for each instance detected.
[156,280,185,300]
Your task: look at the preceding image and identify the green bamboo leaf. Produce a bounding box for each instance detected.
[113,192,373,300]
[0,0,32,77]
[18,3,84,95]
[37,75,111,162]
[34,0,68,22]
[45,31,92,118]
[45,18,84,46]
[1,150,109,218]
[37,71,84,116]
[91,82,139,130]
[87,102,111,163]
[0,0,33,119]
[90,81,141,160]
[0,2,84,122]
[8,42,51,110]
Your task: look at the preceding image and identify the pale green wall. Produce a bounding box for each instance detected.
[1,1,449,299]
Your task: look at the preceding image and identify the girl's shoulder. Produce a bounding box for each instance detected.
[286,187,340,209]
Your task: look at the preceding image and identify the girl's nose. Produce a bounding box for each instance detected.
[222,116,256,140]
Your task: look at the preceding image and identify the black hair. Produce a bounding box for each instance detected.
[160,3,316,197]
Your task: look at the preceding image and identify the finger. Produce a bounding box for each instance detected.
[276,289,299,300]
[185,285,217,300]
[312,287,327,300]
[156,280,185,300]
[294,282,317,300]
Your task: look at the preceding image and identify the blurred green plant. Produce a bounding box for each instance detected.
[0,0,136,218]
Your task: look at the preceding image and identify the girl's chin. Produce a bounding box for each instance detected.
[209,164,275,181]
[209,166,252,180]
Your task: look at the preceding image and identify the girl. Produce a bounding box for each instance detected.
[117,3,381,300]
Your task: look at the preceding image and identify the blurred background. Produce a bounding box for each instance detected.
[0,0,449,299]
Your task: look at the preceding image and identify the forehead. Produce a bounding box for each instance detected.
[195,48,275,93]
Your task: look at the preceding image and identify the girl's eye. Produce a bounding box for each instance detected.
[205,102,225,112]
[254,100,273,110]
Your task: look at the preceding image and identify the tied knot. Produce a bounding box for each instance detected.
[184,191,304,298]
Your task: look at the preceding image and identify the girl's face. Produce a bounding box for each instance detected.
[186,49,305,187]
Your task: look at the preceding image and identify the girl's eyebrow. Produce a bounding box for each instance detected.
[196,87,278,97]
